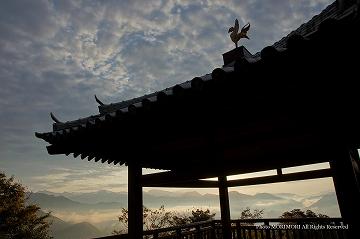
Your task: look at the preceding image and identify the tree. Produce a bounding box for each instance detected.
[240,207,264,220]
[0,172,51,239]
[188,208,216,223]
[143,206,173,231]
[280,209,329,219]
[114,206,173,234]
[114,206,215,234]
[280,209,329,226]
[238,207,264,226]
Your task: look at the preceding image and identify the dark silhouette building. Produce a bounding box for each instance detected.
[36,1,360,238]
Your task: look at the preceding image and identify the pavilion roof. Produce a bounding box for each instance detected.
[35,1,360,176]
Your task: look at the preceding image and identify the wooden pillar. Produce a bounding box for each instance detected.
[218,175,232,239]
[128,162,143,239]
[330,148,360,238]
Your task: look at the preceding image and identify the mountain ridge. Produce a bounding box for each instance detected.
[33,189,339,215]
[32,189,340,238]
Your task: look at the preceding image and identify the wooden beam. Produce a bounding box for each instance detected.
[330,148,360,239]
[142,168,332,188]
[218,176,231,239]
[128,162,143,239]
[140,149,330,186]
[227,168,331,187]
[143,179,217,188]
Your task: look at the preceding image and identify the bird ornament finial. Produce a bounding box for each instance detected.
[228,19,250,48]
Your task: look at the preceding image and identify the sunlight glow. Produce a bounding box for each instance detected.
[282,162,330,174]
[201,162,330,182]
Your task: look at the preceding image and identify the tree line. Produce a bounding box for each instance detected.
[114,200,328,234]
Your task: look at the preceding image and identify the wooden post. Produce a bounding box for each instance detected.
[235,221,241,239]
[218,175,232,239]
[210,220,216,239]
[329,148,360,238]
[128,162,143,239]
[195,225,201,239]
[176,228,182,239]
[264,220,270,239]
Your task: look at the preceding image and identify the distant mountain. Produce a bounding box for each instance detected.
[300,195,322,207]
[228,191,253,201]
[229,193,304,218]
[32,189,340,236]
[254,193,283,200]
[28,193,82,209]
[275,193,298,198]
[143,191,217,208]
[306,192,340,217]
[38,210,104,239]
[34,190,340,215]
[69,190,127,204]
[54,222,103,239]
[37,190,65,197]
[38,210,72,234]
[180,191,203,198]
[38,190,127,204]
[309,193,337,208]
[146,189,178,198]
[203,193,218,201]
[30,192,128,211]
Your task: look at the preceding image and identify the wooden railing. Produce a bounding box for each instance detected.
[226,218,348,239]
[94,217,348,239]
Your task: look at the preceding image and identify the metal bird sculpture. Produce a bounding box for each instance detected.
[228,19,250,48]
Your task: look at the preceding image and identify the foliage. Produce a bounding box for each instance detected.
[114,206,173,234]
[189,208,216,223]
[280,209,329,219]
[143,206,173,230]
[280,209,329,226]
[240,207,264,220]
[115,208,128,234]
[170,211,190,226]
[0,172,51,239]
[238,207,264,226]
[114,206,215,235]
[171,208,216,226]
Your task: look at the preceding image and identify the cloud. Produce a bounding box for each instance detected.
[0,0,333,192]
[31,166,128,192]
[254,199,294,207]
[52,209,121,225]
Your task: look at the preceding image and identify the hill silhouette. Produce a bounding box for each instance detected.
[38,209,105,238]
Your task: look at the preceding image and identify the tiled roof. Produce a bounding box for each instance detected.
[35,1,360,169]
[272,1,357,49]
[41,1,357,132]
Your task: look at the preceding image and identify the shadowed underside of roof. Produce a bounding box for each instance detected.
[35,1,360,176]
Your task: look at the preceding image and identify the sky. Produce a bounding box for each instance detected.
[0,0,336,196]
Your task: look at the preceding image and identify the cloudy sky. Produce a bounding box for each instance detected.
[0,0,335,195]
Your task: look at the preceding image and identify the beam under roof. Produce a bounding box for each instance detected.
[142,168,332,188]
[140,155,329,186]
